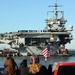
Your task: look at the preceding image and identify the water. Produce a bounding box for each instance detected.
[0,56,75,68]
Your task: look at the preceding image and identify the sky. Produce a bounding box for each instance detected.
[0,0,75,49]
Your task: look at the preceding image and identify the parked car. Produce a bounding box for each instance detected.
[52,62,75,75]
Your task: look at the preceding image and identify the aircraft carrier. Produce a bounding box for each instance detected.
[0,3,73,55]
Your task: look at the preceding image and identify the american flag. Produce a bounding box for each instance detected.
[42,45,50,61]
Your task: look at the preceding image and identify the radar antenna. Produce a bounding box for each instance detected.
[47,2,62,19]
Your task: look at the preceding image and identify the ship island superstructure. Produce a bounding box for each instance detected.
[0,3,73,55]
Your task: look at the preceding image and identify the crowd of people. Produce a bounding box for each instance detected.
[56,44,68,54]
[0,55,52,75]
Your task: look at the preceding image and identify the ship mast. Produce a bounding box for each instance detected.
[48,3,62,20]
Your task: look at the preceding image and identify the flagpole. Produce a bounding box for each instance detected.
[45,57,47,62]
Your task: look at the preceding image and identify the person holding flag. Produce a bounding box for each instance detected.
[42,43,51,62]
